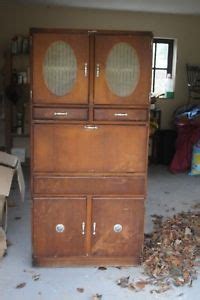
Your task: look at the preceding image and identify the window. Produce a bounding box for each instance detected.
[152,39,174,97]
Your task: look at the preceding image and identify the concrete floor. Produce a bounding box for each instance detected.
[0,165,200,300]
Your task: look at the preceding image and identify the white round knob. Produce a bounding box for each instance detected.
[56,224,65,233]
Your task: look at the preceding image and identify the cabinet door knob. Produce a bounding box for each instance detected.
[55,224,65,233]
[114,113,128,117]
[92,222,96,235]
[84,63,88,77]
[84,125,98,130]
[54,112,68,116]
[113,224,123,233]
[96,64,100,77]
[81,222,86,235]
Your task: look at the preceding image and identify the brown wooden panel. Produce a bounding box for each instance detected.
[33,124,148,173]
[94,34,152,105]
[33,176,145,196]
[32,33,89,104]
[33,255,140,267]
[33,107,88,120]
[91,198,144,257]
[94,108,148,121]
[33,197,86,257]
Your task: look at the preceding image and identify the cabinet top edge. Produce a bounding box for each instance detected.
[30,28,153,37]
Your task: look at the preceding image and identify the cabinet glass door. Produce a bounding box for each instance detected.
[91,197,144,257]
[94,35,152,105]
[32,33,89,104]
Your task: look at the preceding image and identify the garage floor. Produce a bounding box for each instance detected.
[0,165,200,300]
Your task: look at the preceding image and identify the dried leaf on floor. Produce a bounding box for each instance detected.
[150,285,170,294]
[92,293,102,299]
[177,293,184,297]
[134,280,150,290]
[192,203,200,209]
[77,287,84,293]
[142,211,200,292]
[32,273,40,281]
[98,266,107,271]
[16,282,26,289]
[23,269,35,274]
[117,276,130,288]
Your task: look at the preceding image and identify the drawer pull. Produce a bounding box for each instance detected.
[54,112,68,117]
[56,224,65,233]
[84,63,88,77]
[92,222,96,235]
[84,125,98,130]
[114,113,128,117]
[81,222,86,235]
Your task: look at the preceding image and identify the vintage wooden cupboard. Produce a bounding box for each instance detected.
[30,28,152,266]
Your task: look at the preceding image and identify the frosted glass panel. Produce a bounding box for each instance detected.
[43,41,77,96]
[105,43,140,97]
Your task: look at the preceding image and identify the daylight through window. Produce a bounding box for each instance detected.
[152,39,174,96]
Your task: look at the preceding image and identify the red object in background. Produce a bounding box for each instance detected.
[169,124,200,173]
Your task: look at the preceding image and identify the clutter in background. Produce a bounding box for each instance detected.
[165,73,174,99]
[174,104,200,125]
[189,140,200,175]
[0,151,25,258]
[170,104,200,173]
[11,35,29,55]
[11,148,26,163]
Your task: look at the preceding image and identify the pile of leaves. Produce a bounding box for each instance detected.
[142,211,200,291]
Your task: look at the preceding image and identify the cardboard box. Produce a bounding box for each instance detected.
[0,151,25,258]
[0,151,25,201]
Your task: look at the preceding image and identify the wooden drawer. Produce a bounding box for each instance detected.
[33,124,148,173]
[33,107,88,121]
[33,176,145,196]
[94,108,148,122]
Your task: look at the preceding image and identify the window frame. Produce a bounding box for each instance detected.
[152,38,174,94]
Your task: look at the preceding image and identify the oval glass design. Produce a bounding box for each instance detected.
[43,41,77,96]
[105,42,140,97]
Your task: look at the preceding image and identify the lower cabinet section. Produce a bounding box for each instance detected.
[32,197,144,266]
[91,197,144,257]
[33,197,87,257]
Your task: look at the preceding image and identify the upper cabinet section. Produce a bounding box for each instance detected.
[94,34,152,105]
[31,30,152,106]
[32,32,89,104]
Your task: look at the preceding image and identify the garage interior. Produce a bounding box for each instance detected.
[0,1,200,300]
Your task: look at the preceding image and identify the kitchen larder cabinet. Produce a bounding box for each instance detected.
[31,28,152,266]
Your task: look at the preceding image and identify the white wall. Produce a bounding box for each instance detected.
[0,3,200,129]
